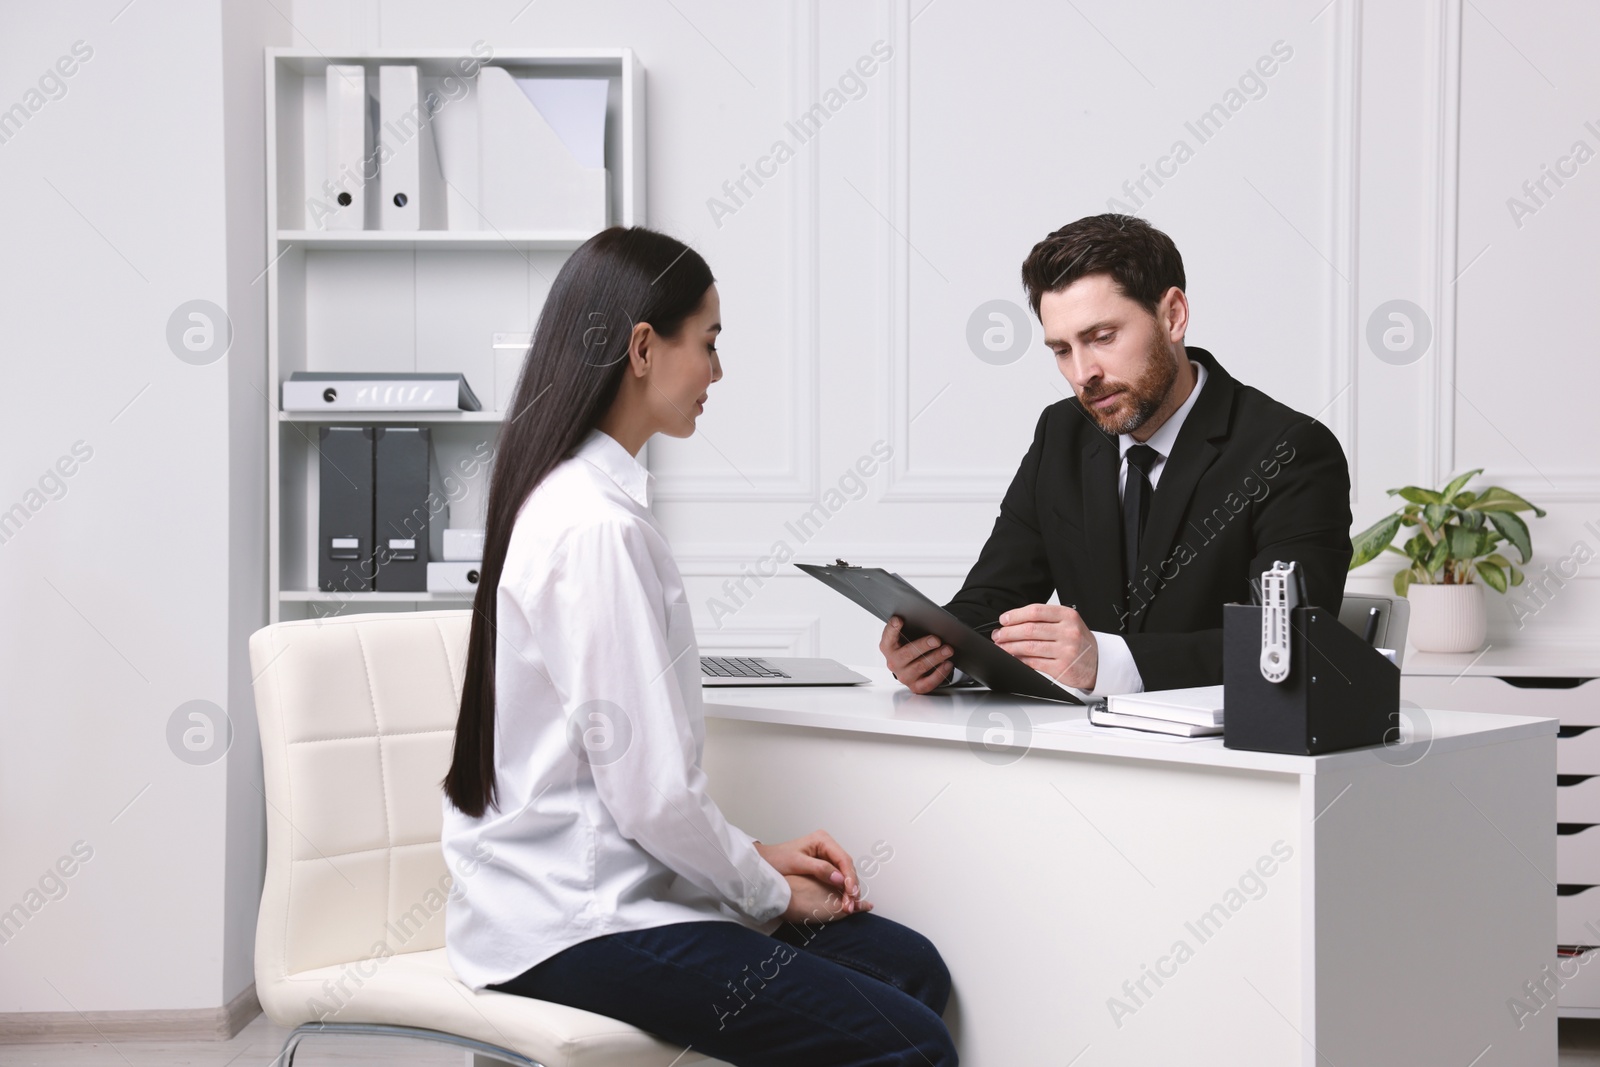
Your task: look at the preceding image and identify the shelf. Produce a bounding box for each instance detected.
[277,230,593,251]
[278,590,475,603]
[279,410,505,423]
[266,47,643,623]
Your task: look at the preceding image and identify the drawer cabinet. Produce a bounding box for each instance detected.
[1559,776,1600,823]
[1404,664,1599,1013]
[1560,827,1600,884]
[1559,887,1600,945]
[1403,675,1600,724]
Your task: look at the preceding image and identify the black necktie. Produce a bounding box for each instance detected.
[1122,444,1159,595]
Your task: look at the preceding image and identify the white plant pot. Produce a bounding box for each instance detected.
[1406,582,1488,653]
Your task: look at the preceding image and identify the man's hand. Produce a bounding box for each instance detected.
[990,603,1098,690]
[755,831,870,915]
[879,616,955,693]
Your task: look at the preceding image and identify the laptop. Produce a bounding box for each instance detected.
[700,656,870,687]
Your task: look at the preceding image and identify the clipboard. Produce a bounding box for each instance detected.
[795,561,1085,705]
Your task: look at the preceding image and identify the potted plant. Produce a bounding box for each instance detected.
[1348,469,1546,653]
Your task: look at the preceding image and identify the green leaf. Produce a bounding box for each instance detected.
[1394,486,1444,505]
[1468,487,1548,517]
[1349,513,1404,569]
[1476,560,1508,593]
[1447,524,1489,561]
[1458,509,1485,530]
[1403,532,1431,562]
[1483,553,1512,570]
[1393,569,1414,597]
[1487,511,1533,564]
[1453,489,1478,508]
[1441,468,1483,502]
[1424,502,1451,529]
[1510,566,1525,586]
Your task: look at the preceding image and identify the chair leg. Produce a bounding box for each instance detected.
[274,1022,544,1066]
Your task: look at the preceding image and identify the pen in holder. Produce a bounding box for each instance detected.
[1222,600,1400,756]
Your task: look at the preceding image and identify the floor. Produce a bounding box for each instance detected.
[0,1013,466,1066]
[7,1014,1600,1064]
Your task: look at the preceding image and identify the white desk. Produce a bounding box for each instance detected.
[703,669,1556,1066]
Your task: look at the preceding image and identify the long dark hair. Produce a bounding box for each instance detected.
[443,227,714,818]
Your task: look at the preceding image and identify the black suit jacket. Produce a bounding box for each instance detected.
[944,346,1352,692]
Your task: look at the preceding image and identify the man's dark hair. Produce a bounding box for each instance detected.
[1019,213,1186,318]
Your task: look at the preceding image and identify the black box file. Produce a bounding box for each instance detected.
[373,426,432,592]
[318,426,376,592]
[1222,603,1399,756]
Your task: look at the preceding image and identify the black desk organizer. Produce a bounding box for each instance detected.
[1223,603,1399,755]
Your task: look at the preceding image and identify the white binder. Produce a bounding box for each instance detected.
[477,66,607,232]
[377,65,447,231]
[322,65,372,230]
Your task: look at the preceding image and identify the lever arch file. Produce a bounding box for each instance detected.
[323,65,373,231]
[377,65,447,231]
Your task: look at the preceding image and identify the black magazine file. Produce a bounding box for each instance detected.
[1222,603,1399,755]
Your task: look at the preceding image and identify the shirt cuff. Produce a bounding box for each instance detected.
[732,830,792,923]
[1076,631,1144,698]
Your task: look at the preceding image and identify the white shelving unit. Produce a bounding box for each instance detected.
[265,48,645,622]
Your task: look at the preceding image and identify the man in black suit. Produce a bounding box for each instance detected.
[881,214,1352,696]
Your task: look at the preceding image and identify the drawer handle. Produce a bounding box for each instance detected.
[1559,823,1596,835]
[1560,726,1595,739]
[1559,885,1598,895]
[1560,775,1596,787]
[1501,676,1595,689]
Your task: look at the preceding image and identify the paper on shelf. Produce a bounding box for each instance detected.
[514,78,608,168]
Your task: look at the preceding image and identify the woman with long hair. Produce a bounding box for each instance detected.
[441,227,957,1066]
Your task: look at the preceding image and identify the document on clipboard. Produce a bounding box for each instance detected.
[795,561,1085,705]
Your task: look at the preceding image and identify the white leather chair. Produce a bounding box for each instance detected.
[248,609,729,1067]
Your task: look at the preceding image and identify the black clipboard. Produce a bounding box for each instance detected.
[795,561,1085,705]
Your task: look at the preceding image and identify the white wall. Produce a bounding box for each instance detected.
[279,0,1597,660]
[0,0,1592,1019]
[0,0,280,1015]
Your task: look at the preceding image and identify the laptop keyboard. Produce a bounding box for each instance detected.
[701,656,791,679]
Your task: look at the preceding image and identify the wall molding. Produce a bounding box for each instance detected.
[675,543,976,578]
[693,614,823,656]
[1430,1,1600,505]
[651,0,821,502]
[880,1,1365,503]
[1428,0,1464,490]
[1328,0,1363,506]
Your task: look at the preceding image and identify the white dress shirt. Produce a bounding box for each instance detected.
[1083,358,1209,697]
[441,428,791,991]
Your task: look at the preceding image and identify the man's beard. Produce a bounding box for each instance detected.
[1077,337,1180,436]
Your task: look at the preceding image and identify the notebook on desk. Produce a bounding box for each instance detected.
[1089,685,1226,736]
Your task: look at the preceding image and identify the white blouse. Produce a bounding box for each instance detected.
[441,428,791,991]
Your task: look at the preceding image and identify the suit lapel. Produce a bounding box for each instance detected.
[1129,349,1236,632]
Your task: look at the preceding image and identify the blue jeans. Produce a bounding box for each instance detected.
[488,912,958,1066]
